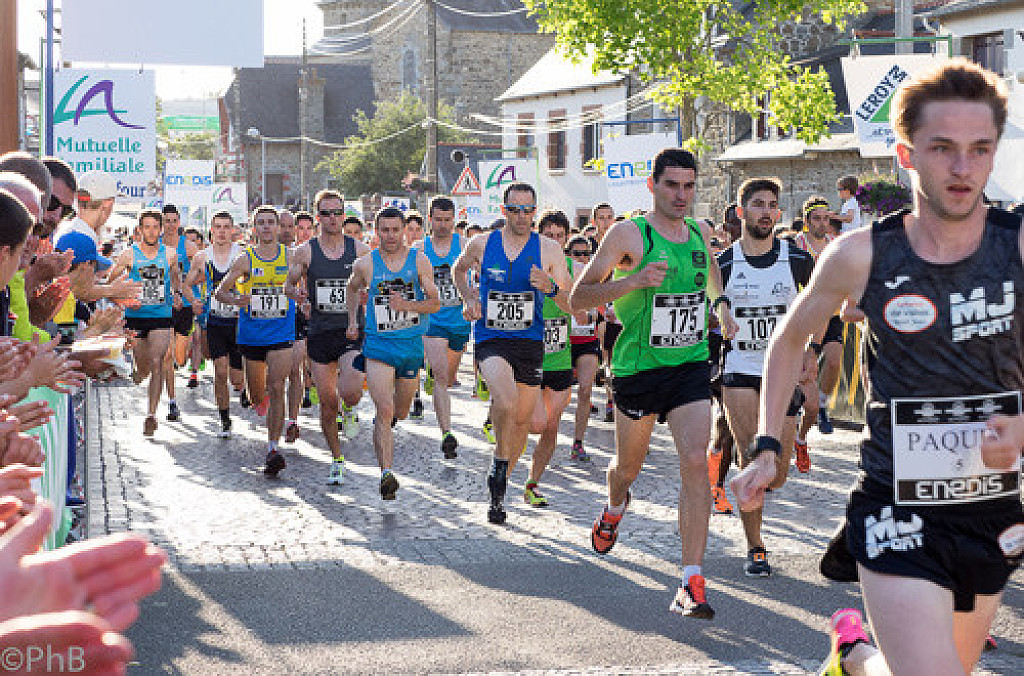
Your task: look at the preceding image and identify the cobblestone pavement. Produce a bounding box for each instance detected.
[87,365,1022,674]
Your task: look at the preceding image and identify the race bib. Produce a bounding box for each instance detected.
[314,279,347,313]
[571,313,597,338]
[891,392,1022,506]
[485,291,534,331]
[649,291,705,348]
[209,296,239,318]
[138,265,166,306]
[434,265,460,308]
[249,285,287,319]
[373,294,419,332]
[734,303,786,351]
[543,316,569,354]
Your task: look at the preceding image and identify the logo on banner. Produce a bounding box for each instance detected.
[486,164,518,190]
[54,76,144,130]
[854,65,910,126]
[212,186,241,205]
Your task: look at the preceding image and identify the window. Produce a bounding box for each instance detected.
[516,112,534,159]
[548,109,567,171]
[402,49,418,95]
[971,32,1006,75]
[581,105,601,168]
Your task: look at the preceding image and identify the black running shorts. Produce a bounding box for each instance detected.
[307,330,362,365]
[206,322,242,370]
[238,341,292,363]
[570,340,601,368]
[542,368,573,392]
[476,338,543,387]
[722,372,804,417]
[126,316,173,340]
[846,490,1022,612]
[613,360,711,423]
[172,305,194,337]
[823,315,844,345]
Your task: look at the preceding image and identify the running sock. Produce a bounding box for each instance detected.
[682,565,702,588]
[607,500,627,516]
[169,398,177,406]
[525,481,538,491]
[219,408,230,425]
[382,468,392,478]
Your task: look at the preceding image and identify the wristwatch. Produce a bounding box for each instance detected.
[744,434,782,463]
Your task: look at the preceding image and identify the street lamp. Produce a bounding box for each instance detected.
[247,127,265,205]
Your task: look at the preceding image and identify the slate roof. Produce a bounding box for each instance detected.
[224,57,375,141]
[923,0,1021,18]
[498,48,625,102]
[434,0,539,33]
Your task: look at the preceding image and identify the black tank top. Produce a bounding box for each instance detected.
[306,236,358,334]
[859,208,1024,514]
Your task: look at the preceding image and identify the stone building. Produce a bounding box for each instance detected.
[315,1,554,120]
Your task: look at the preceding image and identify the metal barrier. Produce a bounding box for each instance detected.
[828,322,867,426]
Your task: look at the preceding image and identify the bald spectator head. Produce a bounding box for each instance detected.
[0,172,42,222]
[0,151,51,219]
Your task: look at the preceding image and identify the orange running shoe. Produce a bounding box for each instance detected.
[795,439,811,473]
[591,492,630,554]
[707,447,723,487]
[669,574,714,620]
[711,486,733,515]
[254,396,269,417]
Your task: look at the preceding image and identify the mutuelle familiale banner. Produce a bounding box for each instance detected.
[53,69,156,199]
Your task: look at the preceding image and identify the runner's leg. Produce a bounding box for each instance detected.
[264,348,291,444]
[311,360,343,460]
[665,400,712,567]
[573,353,599,444]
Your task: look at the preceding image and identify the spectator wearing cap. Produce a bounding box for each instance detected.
[52,172,139,327]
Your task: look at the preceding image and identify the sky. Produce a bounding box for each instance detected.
[17,0,325,100]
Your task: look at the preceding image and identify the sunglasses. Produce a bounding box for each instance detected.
[568,249,591,257]
[47,195,76,220]
[503,204,536,215]
[319,208,346,217]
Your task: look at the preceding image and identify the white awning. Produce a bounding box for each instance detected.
[716,133,893,162]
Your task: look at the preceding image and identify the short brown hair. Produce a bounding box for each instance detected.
[737,178,781,207]
[837,175,858,194]
[313,189,343,212]
[892,58,1008,144]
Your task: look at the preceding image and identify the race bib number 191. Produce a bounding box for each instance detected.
[249,286,287,319]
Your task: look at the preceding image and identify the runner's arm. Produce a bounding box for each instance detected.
[284,244,310,302]
[569,220,642,310]
[345,255,370,321]
[182,251,205,307]
[214,255,250,307]
[541,236,573,313]
[453,234,484,312]
[698,220,737,338]
[167,250,184,309]
[408,250,441,314]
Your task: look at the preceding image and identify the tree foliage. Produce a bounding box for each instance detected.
[318,92,471,197]
[523,0,867,144]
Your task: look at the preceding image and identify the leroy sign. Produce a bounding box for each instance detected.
[53,69,156,199]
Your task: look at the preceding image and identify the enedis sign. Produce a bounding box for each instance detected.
[53,69,156,199]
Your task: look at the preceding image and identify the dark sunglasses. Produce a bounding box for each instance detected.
[504,204,536,215]
[319,208,346,217]
[568,249,591,257]
[47,195,75,220]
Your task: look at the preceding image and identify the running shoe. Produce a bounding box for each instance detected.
[818,407,834,434]
[309,386,319,405]
[441,432,458,459]
[820,608,870,676]
[523,483,549,507]
[794,439,811,473]
[570,440,591,462]
[218,419,232,439]
[669,574,715,620]
[198,359,206,371]
[284,421,300,443]
[239,389,251,408]
[187,372,198,388]
[302,389,312,408]
[410,397,424,420]
[985,635,997,651]
[380,471,399,500]
[264,450,286,478]
[254,396,269,417]
[745,547,771,577]
[708,447,724,487]
[604,401,614,422]
[487,472,507,524]
[424,366,434,396]
[475,377,490,401]
[711,486,733,515]
[591,492,630,555]
[166,401,181,422]
[327,460,344,486]
[482,420,496,444]
[143,415,157,437]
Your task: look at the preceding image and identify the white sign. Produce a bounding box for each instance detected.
[62,1,264,67]
[478,159,540,220]
[452,167,482,196]
[209,182,249,227]
[344,201,364,219]
[381,196,411,212]
[841,54,947,156]
[987,83,1024,203]
[603,132,675,214]
[53,69,156,200]
[164,160,216,217]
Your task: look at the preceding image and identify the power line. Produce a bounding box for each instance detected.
[320,0,410,31]
[308,1,421,58]
[314,0,420,48]
[433,1,528,17]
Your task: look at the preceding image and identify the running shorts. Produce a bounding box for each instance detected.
[172,305,194,337]
[206,322,242,370]
[476,338,543,387]
[238,341,292,363]
[823,315,844,345]
[126,316,173,339]
[542,368,573,392]
[425,323,471,353]
[307,330,363,365]
[362,335,423,380]
[612,360,710,423]
[571,340,601,368]
[721,372,804,417]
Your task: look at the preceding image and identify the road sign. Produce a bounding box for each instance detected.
[451,167,482,196]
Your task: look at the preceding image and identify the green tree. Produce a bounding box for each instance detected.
[166,132,218,161]
[318,91,471,197]
[523,0,866,144]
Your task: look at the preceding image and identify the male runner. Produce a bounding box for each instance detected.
[346,207,439,499]
[278,210,306,442]
[730,60,1023,674]
[569,148,735,619]
[417,196,472,459]
[566,234,602,461]
[215,206,295,477]
[524,209,576,506]
[160,205,197,422]
[405,210,427,420]
[717,178,816,577]
[285,191,369,485]
[108,210,182,436]
[293,210,316,408]
[184,211,244,438]
[453,182,571,524]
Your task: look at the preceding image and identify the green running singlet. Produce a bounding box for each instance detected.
[611,216,710,377]
[542,257,573,371]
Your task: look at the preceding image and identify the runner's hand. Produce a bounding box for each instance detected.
[346,325,359,341]
[632,261,667,289]
[717,306,738,340]
[729,453,776,512]
[387,292,410,313]
[840,297,865,323]
[529,265,554,294]
[463,299,482,322]
[981,414,1024,470]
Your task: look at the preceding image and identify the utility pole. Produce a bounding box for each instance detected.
[425,0,438,193]
[299,18,308,209]
[0,0,19,152]
[895,0,913,55]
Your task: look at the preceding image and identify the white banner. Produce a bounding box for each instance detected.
[53,69,156,199]
[478,158,540,221]
[381,196,411,212]
[603,132,675,214]
[209,182,249,227]
[841,54,947,156]
[62,1,264,67]
[164,160,215,212]
[987,83,1024,203]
